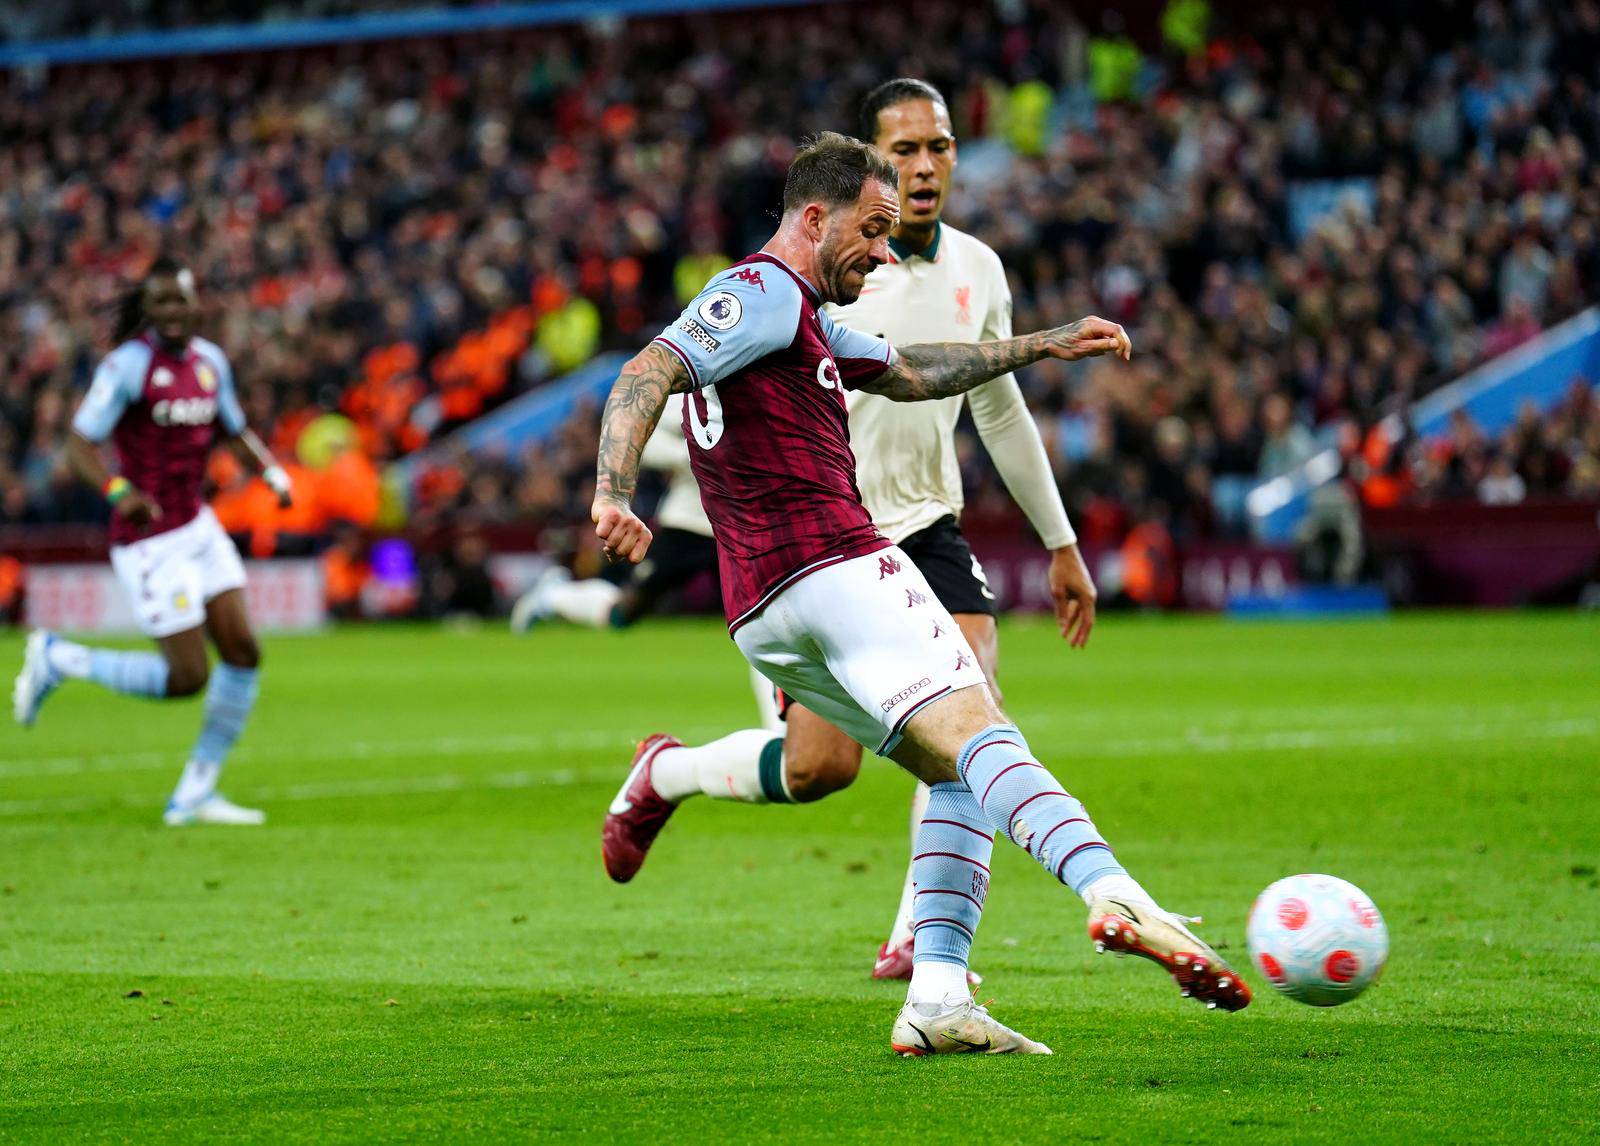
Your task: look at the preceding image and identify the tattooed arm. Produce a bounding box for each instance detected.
[859,316,1131,402]
[592,343,694,564]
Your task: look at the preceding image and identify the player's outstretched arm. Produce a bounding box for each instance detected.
[862,316,1131,403]
[593,343,693,564]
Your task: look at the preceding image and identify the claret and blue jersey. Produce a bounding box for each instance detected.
[651,254,898,631]
[71,333,246,546]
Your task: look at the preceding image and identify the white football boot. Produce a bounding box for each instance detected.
[891,996,1052,1056]
[13,629,62,728]
[163,792,267,826]
[1088,897,1252,1011]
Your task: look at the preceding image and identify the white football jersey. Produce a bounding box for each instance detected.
[826,222,1074,549]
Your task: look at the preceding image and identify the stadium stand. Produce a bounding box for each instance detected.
[1,0,1597,584]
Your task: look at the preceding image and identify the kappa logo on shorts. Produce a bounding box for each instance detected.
[932,620,944,638]
[905,589,927,608]
[877,555,902,579]
[955,651,973,671]
[677,317,722,353]
[879,677,933,714]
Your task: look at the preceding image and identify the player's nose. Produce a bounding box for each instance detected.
[869,235,890,265]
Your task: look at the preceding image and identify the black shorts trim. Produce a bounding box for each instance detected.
[898,516,996,616]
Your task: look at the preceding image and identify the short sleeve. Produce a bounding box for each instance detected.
[71,342,149,442]
[199,342,247,435]
[815,307,894,390]
[650,266,803,390]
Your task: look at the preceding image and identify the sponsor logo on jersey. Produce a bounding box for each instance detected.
[195,361,218,393]
[954,285,974,325]
[152,397,218,427]
[879,676,933,714]
[697,291,743,330]
[729,267,765,293]
[815,356,841,390]
[678,317,722,353]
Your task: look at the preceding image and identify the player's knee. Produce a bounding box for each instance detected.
[784,748,860,803]
[221,635,261,670]
[165,660,210,698]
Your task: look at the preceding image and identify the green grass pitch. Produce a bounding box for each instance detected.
[1,612,1597,1142]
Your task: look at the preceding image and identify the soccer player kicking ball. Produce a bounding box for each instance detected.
[12,258,291,826]
[597,80,1096,985]
[596,134,1249,1055]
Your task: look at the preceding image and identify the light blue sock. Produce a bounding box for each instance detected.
[189,664,260,767]
[911,783,995,969]
[85,648,170,699]
[956,724,1126,896]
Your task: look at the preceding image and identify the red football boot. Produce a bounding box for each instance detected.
[1087,898,1252,1012]
[601,734,683,883]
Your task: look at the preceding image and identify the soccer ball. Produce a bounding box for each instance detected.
[1246,874,1388,1006]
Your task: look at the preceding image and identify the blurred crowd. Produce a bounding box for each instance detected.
[3,0,1600,560]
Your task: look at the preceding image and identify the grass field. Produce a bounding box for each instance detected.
[1,612,1597,1142]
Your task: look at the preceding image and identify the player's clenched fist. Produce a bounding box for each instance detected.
[592,497,653,564]
[1043,316,1131,363]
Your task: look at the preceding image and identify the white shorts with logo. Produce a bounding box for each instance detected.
[733,546,988,756]
[110,506,247,638]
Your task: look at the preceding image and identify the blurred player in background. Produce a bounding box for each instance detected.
[508,393,723,634]
[604,80,1097,983]
[11,258,293,826]
[597,132,1246,1054]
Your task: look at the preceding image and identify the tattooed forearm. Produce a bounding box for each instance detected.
[863,316,1129,402]
[595,343,693,504]
[871,333,1049,401]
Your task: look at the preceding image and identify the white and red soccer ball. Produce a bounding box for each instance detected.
[1247,874,1388,1006]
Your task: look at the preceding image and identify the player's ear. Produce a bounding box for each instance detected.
[801,201,828,243]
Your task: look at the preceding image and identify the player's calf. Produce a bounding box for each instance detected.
[779,705,862,802]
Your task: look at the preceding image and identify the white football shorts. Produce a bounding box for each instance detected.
[109,506,247,638]
[733,545,988,756]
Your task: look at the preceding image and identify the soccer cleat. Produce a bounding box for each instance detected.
[890,996,1051,1056]
[1087,898,1252,1012]
[873,938,983,988]
[601,734,683,883]
[509,566,571,634]
[13,629,62,728]
[163,792,267,826]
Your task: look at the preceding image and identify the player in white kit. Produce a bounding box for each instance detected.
[601,81,1101,983]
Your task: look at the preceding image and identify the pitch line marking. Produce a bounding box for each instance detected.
[0,718,1593,817]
